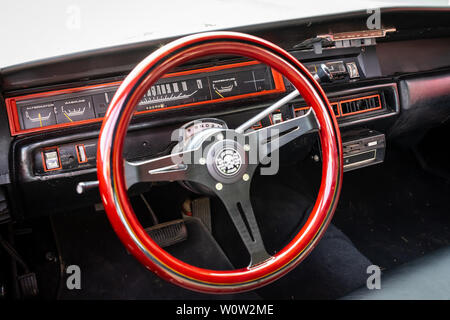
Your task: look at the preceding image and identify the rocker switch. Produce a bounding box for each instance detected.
[43,149,60,170]
[76,145,87,163]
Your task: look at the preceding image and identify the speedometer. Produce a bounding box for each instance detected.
[136,76,211,112]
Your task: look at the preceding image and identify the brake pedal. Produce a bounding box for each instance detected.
[191,197,212,233]
[145,219,187,248]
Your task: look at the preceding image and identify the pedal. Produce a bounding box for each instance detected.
[18,272,39,298]
[191,197,212,233]
[145,219,187,248]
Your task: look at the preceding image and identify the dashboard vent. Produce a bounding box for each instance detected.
[331,102,340,117]
[294,102,340,118]
[340,94,382,116]
[293,93,382,123]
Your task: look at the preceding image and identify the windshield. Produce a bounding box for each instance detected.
[0,0,448,68]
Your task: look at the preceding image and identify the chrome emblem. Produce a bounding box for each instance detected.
[215,148,242,176]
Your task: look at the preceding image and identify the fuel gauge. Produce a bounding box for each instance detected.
[54,96,96,124]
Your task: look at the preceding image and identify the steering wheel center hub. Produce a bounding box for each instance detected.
[215,148,242,176]
[206,138,248,183]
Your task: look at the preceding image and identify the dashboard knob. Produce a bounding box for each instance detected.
[314,64,333,83]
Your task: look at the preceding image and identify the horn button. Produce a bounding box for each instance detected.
[206,139,248,184]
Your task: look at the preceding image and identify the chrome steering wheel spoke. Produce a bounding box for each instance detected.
[124,149,200,188]
[212,175,271,267]
[245,108,319,162]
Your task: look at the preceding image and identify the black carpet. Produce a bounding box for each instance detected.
[256,224,372,300]
[332,146,450,271]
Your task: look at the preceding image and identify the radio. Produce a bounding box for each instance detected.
[305,60,360,80]
[341,129,385,172]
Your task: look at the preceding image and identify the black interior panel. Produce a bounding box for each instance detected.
[390,71,450,137]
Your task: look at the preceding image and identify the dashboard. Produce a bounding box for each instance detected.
[1,7,450,218]
[5,58,378,136]
[6,54,400,183]
[14,57,400,180]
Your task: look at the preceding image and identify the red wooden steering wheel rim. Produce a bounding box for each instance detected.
[97,31,343,293]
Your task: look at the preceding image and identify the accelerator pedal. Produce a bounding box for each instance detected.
[191,197,212,233]
[18,273,39,298]
[145,219,187,248]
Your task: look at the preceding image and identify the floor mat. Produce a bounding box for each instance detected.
[256,224,372,300]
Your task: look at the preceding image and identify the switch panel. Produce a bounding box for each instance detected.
[35,140,97,175]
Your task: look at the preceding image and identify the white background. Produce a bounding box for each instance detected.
[0,0,448,68]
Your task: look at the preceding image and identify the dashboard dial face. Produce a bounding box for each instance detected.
[137,77,210,112]
[210,65,273,99]
[54,96,95,124]
[171,118,228,154]
[20,102,57,129]
[182,119,227,139]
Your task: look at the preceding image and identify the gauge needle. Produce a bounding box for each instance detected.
[63,111,73,122]
[38,113,42,127]
[215,89,224,98]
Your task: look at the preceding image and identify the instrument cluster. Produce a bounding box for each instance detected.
[6,61,285,136]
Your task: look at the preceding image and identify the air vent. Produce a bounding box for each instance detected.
[331,102,340,117]
[340,94,382,116]
[294,102,340,118]
[292,94,381,122]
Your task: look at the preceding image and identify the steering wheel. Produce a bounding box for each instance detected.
[97,31,343,293]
